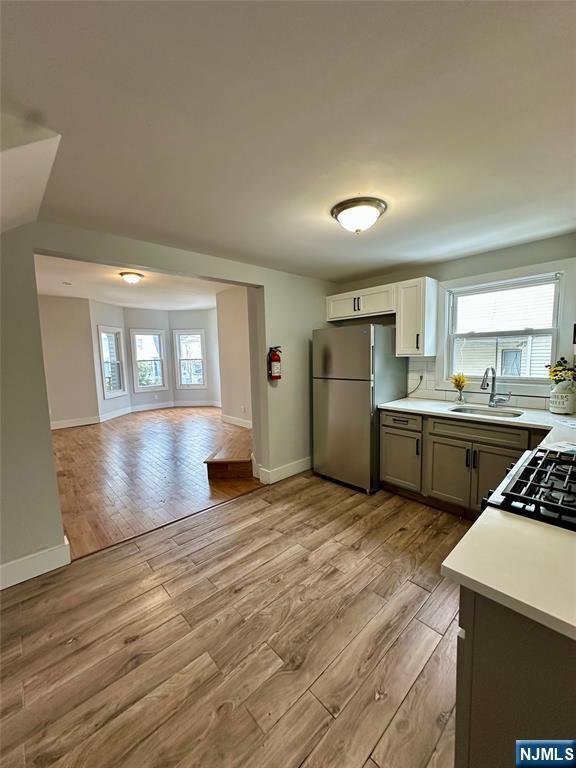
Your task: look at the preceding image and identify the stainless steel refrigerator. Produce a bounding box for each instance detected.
[312,324,407,493]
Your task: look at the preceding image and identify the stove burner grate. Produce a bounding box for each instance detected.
[498,448,576,532]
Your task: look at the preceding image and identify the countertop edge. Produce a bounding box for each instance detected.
[440,562,576,641]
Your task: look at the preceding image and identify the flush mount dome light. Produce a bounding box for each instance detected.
[330,197,388,234]
[120,271,144,284]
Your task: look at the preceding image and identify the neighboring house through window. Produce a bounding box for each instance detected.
[98,325,127,399]
[173,329,206,389]
[130,329,167,391]
[447,274,559,382]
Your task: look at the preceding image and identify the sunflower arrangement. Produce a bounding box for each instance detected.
[450,372,468,392]
[546,357,576,384]
[450,372,468,402]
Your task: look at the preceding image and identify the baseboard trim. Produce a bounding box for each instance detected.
[221,414,252,429]
[51,416,100,430]
[99,406,133,423]
[130,402,175,413]
[258,456,312,485]
[52,401,222,428]
[175,400,221,408]
[0,536,71,589]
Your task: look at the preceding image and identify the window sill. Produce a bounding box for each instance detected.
[133,385,169,394]
[103,389,128,400]
[175,384,208,391]
[436,379,551,398]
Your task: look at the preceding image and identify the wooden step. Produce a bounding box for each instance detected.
[205,431,254,480]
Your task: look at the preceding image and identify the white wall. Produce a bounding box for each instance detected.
[216,287,252,427]
[38,295,100,427]
[170,308,221,406]
[1,220,330,582]
[39,300,223,420]
[89,300,132,418]
[28,220,331,478]
[1,227,67,574]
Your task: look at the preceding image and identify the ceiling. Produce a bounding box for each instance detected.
[3,2,575,281]
[35,254,230,311]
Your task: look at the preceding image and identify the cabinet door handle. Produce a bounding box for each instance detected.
[353,298,357,312]
[392,417,409,424]
[357,296,362,312]
[415,438,420,456]
[465,448,471,468]
[472,449,478,469]
[416,333,420,350]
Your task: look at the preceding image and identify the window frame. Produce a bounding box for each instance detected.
[436,271,564,397]
[130,328,168,393]
[97,325,128,400]
[173,329,207,390]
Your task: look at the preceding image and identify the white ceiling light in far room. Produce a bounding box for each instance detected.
[120,271,144,284]
[330,197,388,234]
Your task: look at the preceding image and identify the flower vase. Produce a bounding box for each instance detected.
[455,389,465,404]
[549,381,576,415]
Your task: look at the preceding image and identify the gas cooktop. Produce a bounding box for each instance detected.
[484,448,576,532]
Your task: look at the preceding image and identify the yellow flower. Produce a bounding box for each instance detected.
[451,372,467,391]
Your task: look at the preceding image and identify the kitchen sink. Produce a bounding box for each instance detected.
[450,406,523,418]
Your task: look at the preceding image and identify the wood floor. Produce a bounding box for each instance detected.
[52,407,261,559]
[0,473,469,768]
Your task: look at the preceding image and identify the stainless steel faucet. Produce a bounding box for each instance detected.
[480,367,511,408]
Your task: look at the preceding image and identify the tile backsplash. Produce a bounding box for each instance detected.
[406,358,549,410]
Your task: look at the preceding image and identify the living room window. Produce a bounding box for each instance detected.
[173,329,206,389]
[130,329,167,391]
[447,274,559,383]
[98,326,127,399]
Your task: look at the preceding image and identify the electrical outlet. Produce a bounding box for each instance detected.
[241,405,247,414]
[154,393,159,400]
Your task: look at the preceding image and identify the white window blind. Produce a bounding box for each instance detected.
[448,276,559,381]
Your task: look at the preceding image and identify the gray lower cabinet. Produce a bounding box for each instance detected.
[424,435,472,507]
[380,410,535,518]
[456,588,575,768]
[380,427,421,492]
[470,443,523,511]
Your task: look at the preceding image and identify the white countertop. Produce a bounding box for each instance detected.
[377,398,576,639]
[442,507,576,639]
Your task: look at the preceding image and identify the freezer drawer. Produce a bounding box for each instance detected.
[313,378,374,491]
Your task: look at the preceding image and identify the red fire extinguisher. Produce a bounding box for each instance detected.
[267,346,282,381]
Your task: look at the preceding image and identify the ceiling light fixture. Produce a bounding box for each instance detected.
[120,271,144,285]
[330,197,388,234]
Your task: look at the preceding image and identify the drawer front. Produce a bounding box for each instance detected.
[426,417,528,450]
[381,411,423,432]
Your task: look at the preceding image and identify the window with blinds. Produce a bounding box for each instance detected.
[173,330,206,389]
[448,276,559,381]
[130,330,167,391]
[98,326,127,399]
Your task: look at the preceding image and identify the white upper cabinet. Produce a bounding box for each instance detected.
[326,291,358,320]
[356,284,396,317]
[326,276,438,357]
[326,284,396,321]
[395,277,438,356]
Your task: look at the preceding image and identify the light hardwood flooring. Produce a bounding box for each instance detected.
[0,473,469,768]
[52,407,261,559]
